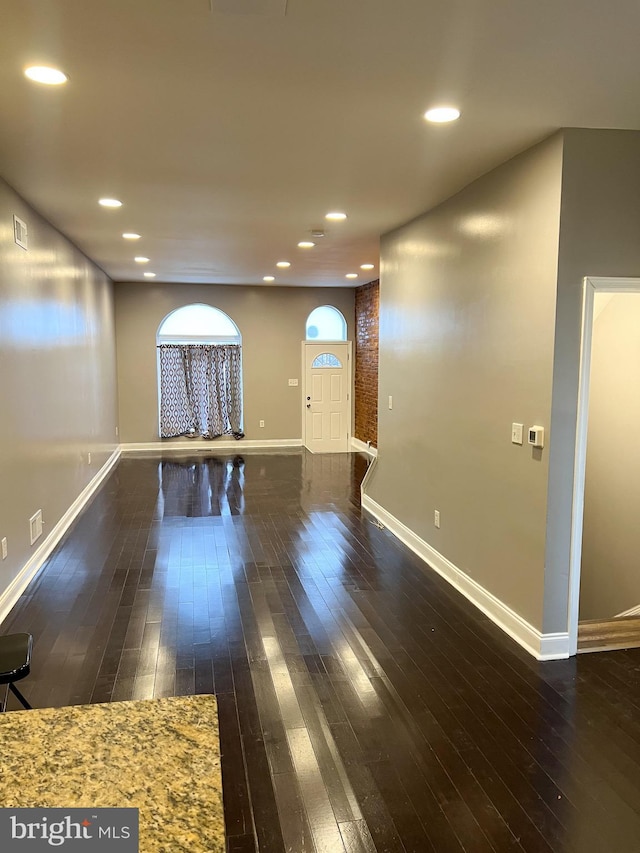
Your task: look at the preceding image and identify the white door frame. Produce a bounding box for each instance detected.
[568,276,640,654]
[301,341,352,452]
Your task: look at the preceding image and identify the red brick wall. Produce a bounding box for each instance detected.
[354,280,379,447]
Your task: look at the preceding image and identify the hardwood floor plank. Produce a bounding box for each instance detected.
[271,770,316,853]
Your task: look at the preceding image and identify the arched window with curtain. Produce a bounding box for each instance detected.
[157,304,244,440]
[305,305,347,341]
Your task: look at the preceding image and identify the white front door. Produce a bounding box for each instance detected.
[303,342,351,453]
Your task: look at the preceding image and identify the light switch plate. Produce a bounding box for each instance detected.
[511,423,523,445]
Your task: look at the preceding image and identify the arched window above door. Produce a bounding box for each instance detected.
[305,305,347,341]
[157,303,241,344]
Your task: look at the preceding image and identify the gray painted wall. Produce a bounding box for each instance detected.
[0,177,118,603]
[114,282,355,443]
[580,293,640,620]
[544,129,640,633]
[367,134,563,630]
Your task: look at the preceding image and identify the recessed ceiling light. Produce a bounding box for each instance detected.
[144,272,156,278]
[276,261,291,268]
[122,232,141,240]
[263,275,275,282]
[346,273,358,279]
[99,198,122,208]
[297,241,316,249]
[24,65,68,85]
[134,256,150,263]
[325,212,347,221]
[424,106,460,123]
[360,263,375,270]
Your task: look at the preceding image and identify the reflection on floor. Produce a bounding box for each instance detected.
[5,449,640,852]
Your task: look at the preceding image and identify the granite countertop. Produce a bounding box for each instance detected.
[0,694,224,853]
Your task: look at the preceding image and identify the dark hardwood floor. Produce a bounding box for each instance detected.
[4,450,640,852]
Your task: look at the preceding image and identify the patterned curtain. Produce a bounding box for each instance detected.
[158,344,244,439]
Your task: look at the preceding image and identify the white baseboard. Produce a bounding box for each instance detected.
[351,437,378,457]
[0,448,121,628]
[360,454,378,497]
[361,494,570,661]
[121,439,303,454]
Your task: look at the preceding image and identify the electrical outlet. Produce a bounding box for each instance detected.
[259,420,265,428]
[29,510,43,545]
[87,452,92,464]
[434,510,440,529]
[13,214,28,250]
[1,538,7,560]
[288,378,298,386]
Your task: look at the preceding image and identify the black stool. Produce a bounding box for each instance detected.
[0,633,33,712]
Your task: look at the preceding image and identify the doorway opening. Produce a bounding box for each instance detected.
[569,277,640,653]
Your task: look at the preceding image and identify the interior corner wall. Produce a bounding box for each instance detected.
[544,128,640,634]
[354,280,379,447]
[114,282,355,443]
[367,133,564,632]
[579,294,640,621]
[0,177,118,608]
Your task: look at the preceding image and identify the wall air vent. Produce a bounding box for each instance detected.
[13,215,28,250]
[209,0,287,16]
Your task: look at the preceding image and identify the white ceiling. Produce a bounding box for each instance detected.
[2,0,640,287]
